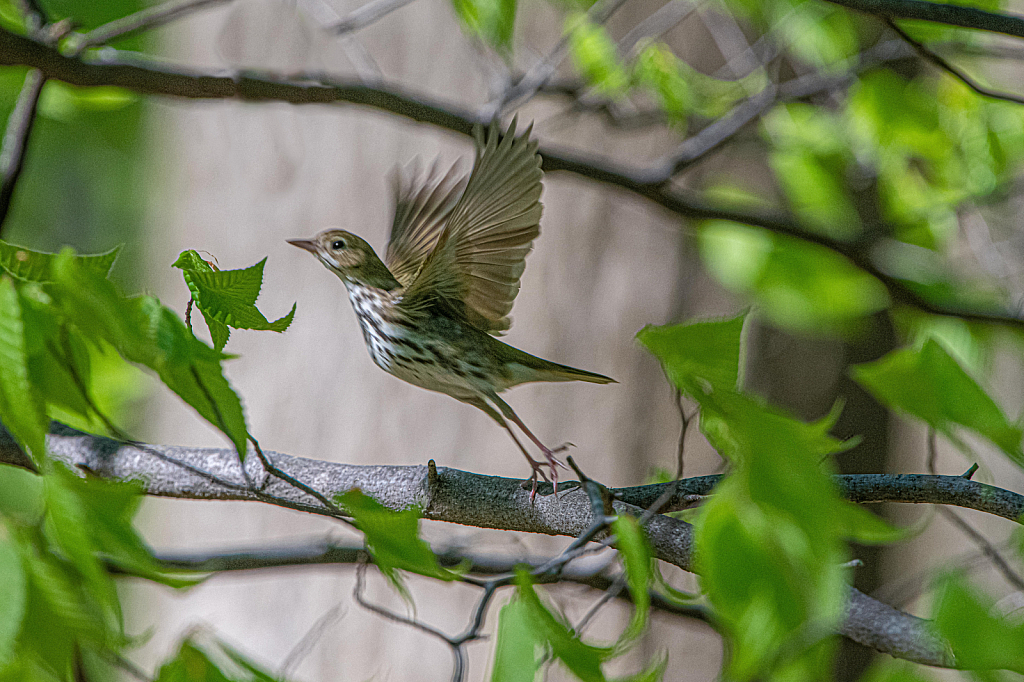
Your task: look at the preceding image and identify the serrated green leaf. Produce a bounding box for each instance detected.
[0,277,47,463]
[492,598,539,682]
[336,490,457,600]
[679,384,859,679]
[21,543,106,669]
[48,252,249,461]
[852,339,1023,466]
[171,250,216,273]
[933,575,1024,672]
[451,0,518,53]
[0,240,119,283]
[637,312,746,396]
[174,253,296,351]
[611,514,651,652]
[0,539,26,666]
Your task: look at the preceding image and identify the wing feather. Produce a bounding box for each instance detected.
[384,159,468,287]
[400,117,543,334]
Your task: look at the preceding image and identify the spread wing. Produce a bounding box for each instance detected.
[384,159,468,287]
[399,117,543,334]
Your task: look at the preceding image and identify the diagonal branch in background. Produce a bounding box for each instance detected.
[73,0,236,51]
[0,68,45,232]
[3,27,1024,330]
[886,20,1024,105]
[825,0,1024,39]
[7,423,1018,668]
[326,0,420,35]
[493,0,633,116]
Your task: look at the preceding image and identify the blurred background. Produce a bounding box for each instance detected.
[3,0,1024,678]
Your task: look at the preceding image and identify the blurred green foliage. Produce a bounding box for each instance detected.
[491,567,665,682]
[639,314,905,680]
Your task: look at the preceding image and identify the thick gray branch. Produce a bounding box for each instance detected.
[0,425,972,667]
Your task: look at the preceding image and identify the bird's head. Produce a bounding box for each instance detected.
[288,229,399,290]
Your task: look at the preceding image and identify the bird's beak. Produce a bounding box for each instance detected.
[287,238,318,254]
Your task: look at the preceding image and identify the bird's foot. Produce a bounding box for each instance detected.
[523,454,552,502]
[527,443,575,501]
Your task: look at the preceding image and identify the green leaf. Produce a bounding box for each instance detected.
[155,641,233,682]
[835,503,909,545]
[769,147,860,236]
[858,658,939,682]
[0,277,47,463]
[21,540,107,669]
[698,222,890,334]
[43,470,120,630]
[52,465,201,589]
[335,490,457,599]
[0,539,26,666]
[0,240,119,283]
[933,575,1024,672]
[491,598,539,682]
[852,339,1023,466]
[0,465,43,524]
[568,19,629,96]
[48,252,249,461]
[611,514,651,651]
[174,252,296,351]
[679,385,860,678]
[515,571,612,682]
[636,312,746,396]
[450,0,518,53]
[633,43,691,128]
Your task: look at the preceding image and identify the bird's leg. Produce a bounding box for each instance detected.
[500,422,551,502]
[486,393,570,495]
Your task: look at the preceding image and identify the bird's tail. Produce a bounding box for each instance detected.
[533,359,616,385]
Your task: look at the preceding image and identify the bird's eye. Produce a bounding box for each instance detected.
[331,240,346,250]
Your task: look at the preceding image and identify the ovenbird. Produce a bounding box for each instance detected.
[289,118,614,494]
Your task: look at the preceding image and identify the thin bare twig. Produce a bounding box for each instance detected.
[328,0,420,35]
[248,435,352,523]
[75,0,235,51]
[618,0,699,57]
[354,561,467,682]
[926,429,1024,591]
[298,0,384,84]
[887,20,1024,105]
[665,80,778,174]
[0,68,44,231]
[279,604,346,678]
[493,0,633,116]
